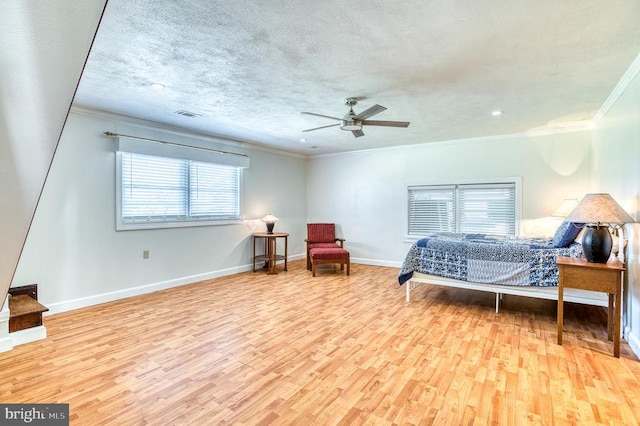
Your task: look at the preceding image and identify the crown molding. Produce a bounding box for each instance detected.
[593,51,640,123]
[70,106,306,160]
[307,125,592,160]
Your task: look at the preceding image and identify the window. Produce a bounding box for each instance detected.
[408,180,519,237]
[114,136,248,230]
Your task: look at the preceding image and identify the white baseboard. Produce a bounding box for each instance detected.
[45,265,250,315]
[10,326,47,347]
[45,254,306,315]
[0,336,12,353]
[351,257,403,268]
[0,296,11,352]
[624,326,640,358]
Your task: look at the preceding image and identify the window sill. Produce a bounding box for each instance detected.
[116,218,242,231]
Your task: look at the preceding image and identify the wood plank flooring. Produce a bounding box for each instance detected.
[1,260,639,425]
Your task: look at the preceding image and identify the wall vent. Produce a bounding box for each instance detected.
[174,110,203,118]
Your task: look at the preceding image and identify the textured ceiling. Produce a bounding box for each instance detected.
[73,0,640,155]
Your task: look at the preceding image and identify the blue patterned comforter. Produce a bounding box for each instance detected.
[398,233,583,286]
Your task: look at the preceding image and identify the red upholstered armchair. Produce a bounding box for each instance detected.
[305,223,345,270]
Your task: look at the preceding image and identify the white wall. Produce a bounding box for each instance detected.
[591,56,640,355]
[11,111,307,313]
[0,0,106,309]
[307,131,592,265]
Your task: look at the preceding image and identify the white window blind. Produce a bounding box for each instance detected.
[457,183,515,235]
[189,161,239,219]
[117,152,241,229]
[408,182,517,237]
[121,153,188,220]
[408,185,456,234]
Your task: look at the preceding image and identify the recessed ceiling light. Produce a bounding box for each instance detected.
[150,83,165,90]
[300,138,307,143]
[492,110,503,116]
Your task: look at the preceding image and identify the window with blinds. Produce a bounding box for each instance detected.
[408,181,517,237]
[117,152,241,229]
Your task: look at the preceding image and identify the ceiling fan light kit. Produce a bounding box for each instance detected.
[301,97,410,138]
[340,120,361,131]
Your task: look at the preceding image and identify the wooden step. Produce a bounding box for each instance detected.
[8,284,48,333]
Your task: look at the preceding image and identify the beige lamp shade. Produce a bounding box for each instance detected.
[261,214,279,224]
[552,199,579,218]
[565,193,635,224]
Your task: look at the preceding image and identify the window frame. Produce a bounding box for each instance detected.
[114,138,247,231]
[405,177,522,240]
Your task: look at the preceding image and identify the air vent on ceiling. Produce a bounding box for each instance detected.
[174,110,203,118]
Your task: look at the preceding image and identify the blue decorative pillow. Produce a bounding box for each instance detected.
[552,221,583,248]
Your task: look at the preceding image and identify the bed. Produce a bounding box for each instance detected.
[398,228,609,312]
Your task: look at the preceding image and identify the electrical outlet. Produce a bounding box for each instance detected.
[143,250,149,259]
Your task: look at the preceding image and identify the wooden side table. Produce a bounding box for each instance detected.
[556,256,625,357]
[252,232,288,275]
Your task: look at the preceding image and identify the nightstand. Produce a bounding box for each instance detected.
[556,256,625,357]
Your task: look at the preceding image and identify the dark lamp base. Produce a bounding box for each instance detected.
[266,223,275,234]
[582,224,612,263]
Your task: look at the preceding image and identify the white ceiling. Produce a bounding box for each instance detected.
[73,0,640,155]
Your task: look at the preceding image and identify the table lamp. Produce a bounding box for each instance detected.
[565,193,635,263]
[261,214,279,234]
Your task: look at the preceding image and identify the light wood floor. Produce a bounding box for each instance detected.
[1,260,639,425]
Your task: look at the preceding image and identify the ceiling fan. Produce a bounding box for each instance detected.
[301,97,410,138]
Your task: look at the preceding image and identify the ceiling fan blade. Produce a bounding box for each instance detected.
[301,112,342,121]
[353,104,386,120]
[362,120,410,128]
[303,123,341,132]
[351,129,365,138]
